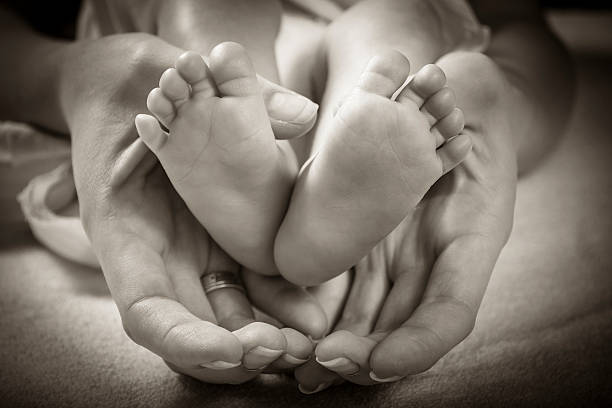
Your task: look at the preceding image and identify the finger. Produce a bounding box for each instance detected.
[369,235,501,381]
[203,244,288,371]
[373,265,431,334]
[267,328,313,371]
[109,137,157,188]
[307,271,352,333]
[294,275,351,393]
[164,210,216,323]
[313,254,389,383]
[168,250,267,378]
[333,250,390,335]
[97,233,243,369]
[259,75,319,139]
[232,322,286,370]
[204,243,255,331]
[315,330,380,385]
[165,361,256,385]
[242,269,328,340]
[295,358,343,395]
[169,233,286,374]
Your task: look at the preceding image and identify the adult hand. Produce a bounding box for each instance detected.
[61,33,325,383]
[296,51,521,391]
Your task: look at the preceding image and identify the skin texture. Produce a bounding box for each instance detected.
[275,54,471,287]
[137,45,301,276]
[294,0,573,392]
[0,5,326,384]
[63,34,326,384]
[0,0,573,389]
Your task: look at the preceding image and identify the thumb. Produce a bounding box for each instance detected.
[258,75,319,140]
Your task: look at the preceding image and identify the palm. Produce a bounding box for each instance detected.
[302,130,519,386]
[386,157,515,285]
[65,35,323,383]
[106,164,210,283]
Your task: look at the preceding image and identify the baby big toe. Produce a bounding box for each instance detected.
[208,42,260,97]
[146,87,175,128]
[357,50,411,98]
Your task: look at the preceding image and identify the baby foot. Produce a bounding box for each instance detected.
[135,43,297,275]
[275,50,471,286]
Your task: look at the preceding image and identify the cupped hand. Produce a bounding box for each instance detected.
[61,33,324,383]
[296,51,522,391]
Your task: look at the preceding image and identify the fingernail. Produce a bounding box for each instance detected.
[245,365,268,372]
[369,371,404,383]
[298,382,332,395]
[267,92,318,124]
[316,356,360,375]
[247,346,284,359]
[200,360,241,370]
[281,353,309,365]
[243,346,284,370]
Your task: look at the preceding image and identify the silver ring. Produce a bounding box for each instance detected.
[201,271,245,294]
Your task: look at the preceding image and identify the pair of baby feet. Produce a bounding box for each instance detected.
[135,42,470,287]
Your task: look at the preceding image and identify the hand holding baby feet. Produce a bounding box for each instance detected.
[135,43,299,276]
[275,50,471,286]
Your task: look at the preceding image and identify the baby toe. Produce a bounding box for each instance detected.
[357,50,411,98]
[398,63,447,107]
[146,87,175,127]
[422,86,456,125]
[135,113,168,152]
[437,132,472,175]
[159,68,190,104]
[434,107,465,139]
[175,50,214,95]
